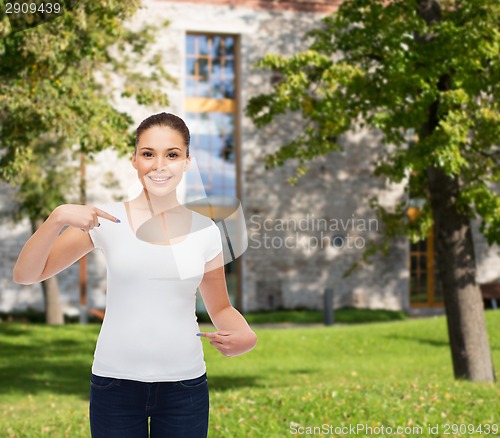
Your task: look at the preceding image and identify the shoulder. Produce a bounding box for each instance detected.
[190,210,217,229]
[189,211,221,242]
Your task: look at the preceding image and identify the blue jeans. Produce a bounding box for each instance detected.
[89,372,209,438]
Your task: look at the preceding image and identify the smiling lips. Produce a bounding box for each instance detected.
[147,175,173,184]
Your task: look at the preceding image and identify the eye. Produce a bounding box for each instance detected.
[168,152,179,158]
[142,152,153,158]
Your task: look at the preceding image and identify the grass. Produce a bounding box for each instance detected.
[0,311,499,437]
[2,307,408,325]
[240,307,408,324]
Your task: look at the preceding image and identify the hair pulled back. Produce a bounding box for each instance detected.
[135,112,190,157]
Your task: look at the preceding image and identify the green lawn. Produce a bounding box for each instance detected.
[2,306,408,325]
[0,311,499,437]
[241,307,408,324]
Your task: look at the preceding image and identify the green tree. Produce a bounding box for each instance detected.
[247,0,499,382]
[0,0,175,323]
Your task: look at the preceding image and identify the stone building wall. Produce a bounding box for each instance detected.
[1,0,498,316]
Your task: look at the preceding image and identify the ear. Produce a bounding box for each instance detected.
[184,156,191,172]
[132,151,138,170]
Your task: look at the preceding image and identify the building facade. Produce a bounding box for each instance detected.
[1,0,499,317]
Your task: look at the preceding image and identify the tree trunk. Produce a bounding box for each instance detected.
[32,218,64,325]
[417,0,495,383]
[426,167,495,381]
[40,275,64,325]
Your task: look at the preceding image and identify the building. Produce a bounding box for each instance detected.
[1,0,499,318]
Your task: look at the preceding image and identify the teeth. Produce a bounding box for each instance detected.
[149,176,171,182]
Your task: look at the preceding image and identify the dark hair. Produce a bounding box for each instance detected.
[135,112,190,157]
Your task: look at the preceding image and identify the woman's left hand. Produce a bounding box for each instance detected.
[197,329,257,357]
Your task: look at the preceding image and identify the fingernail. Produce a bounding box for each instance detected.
[196,333,202,337]
[116,219,121,223]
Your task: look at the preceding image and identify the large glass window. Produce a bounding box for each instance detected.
[186,35,235,99]
[186,34,240,310]
[185,34,237,206]
[184,112,236,204]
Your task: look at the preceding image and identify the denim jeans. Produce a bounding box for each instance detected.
[89,372,209,438]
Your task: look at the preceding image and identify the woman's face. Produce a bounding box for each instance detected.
[132,125,191,197]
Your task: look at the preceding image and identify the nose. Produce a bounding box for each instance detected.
[153,157,168,171]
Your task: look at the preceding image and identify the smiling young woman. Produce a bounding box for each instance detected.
[13,112,257,438]
[127,122,193,243]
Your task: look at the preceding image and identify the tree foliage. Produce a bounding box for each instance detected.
[0,0,175,219]
[246,0,500,272]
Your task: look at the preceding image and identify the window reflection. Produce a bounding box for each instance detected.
[186,33,239,310]
[185,112,236,204]
[186,35,235,99]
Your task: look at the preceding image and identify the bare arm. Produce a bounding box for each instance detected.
[13,204,119,285]
[198,252,257,357]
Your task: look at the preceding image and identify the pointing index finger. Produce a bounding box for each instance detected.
[95,208,121,223]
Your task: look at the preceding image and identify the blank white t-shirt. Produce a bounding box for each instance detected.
[88,202,222,382]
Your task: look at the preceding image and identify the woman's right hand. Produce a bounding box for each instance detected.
[52,204,120,232]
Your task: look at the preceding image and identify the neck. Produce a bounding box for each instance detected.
[133,189,182,216]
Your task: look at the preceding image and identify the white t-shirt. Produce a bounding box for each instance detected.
[88,201,222,382]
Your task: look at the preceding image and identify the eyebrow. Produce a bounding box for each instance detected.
[139,146,182,151]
